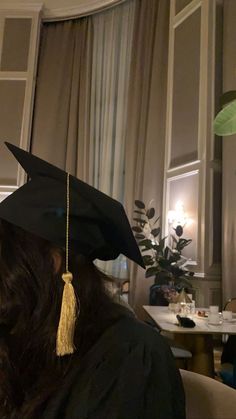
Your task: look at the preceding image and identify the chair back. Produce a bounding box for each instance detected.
[180,368,236,419]
[149,284,169,306]
[224,298,236,312]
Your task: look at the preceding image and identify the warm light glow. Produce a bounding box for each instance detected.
[168,200,192,228]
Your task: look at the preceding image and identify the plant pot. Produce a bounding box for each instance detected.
[149,283,178,306]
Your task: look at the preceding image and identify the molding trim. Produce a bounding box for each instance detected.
[0,6,42,187]
[0,185,17,191]
[42,0,126,21]
[163,0,222,280]
[165,169,199,267]
[0,2,43,12]
[191,272,221,281]
[166,168,199,183]
[167,160,201,176]
[0,185,17,202]
[174,0,201,28]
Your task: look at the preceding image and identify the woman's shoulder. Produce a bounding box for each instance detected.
[43,305,185,419]
[73,304,171,377]
[107,305,166,345]
[93,304,171,362]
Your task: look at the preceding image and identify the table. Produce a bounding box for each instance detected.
[143,305,236,377]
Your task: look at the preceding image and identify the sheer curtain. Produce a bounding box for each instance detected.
[31,0,170,308]
[124,0,169,315]
[31,0,136,278]
[90,4,136,277]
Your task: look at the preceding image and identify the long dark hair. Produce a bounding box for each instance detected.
[0,219,118,418]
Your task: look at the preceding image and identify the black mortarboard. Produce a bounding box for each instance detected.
[0,142,145,269]
[1,142,145,356]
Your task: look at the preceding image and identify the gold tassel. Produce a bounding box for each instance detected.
[56,172,79,356]
[56,271,77,356]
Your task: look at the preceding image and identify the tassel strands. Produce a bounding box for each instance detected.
[56,173,78,356]
[56,272,77,356]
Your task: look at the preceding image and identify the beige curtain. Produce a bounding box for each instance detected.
[31,1,136,278]
[124,0,170,316]
[31,0,170,306]
[31,17,93,180]
[32,3,136,187]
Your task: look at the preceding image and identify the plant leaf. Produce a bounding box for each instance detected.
[142,255,154,266]
[142,255,153,262]
[220,90,236,107]
[132,226,143,233]
[133,218,147,224]
[214,99,236,136]
[164,246,170,259]
[135,233,146,240]
[134,210,145,215]
[176,238,192,251]
[174,225,183,237]
[135,200,145,209]
[151,227,160,237]
[138,239,153,249]
[146,207,155,219]
[159,237,167,250]
[174,276,192,288]
[145,266,159,278]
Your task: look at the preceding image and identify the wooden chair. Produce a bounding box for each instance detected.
[145,319,192,368]
[180,369,236,419]
[149,284,169,306]
[220,297,236,388]
[168,339,192,369]
[224,297,236,312]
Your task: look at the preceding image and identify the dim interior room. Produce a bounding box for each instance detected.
[0,0,236,333]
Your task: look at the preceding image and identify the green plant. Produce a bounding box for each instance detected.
[214,90,236,136]
[132,200,194,288]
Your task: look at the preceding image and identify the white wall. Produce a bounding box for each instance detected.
[222,0,236,302]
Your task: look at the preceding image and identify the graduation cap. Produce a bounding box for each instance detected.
[0,142,145,356]
[0,142,145,267]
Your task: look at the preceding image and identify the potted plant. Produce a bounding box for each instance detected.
[132,200,194,305]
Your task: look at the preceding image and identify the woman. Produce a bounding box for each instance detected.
[0,143,185,418]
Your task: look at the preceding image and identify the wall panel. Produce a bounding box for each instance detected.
[0,3,42,200]
[163,0,223,306]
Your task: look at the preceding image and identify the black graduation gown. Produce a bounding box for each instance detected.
[43,312,185,419]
